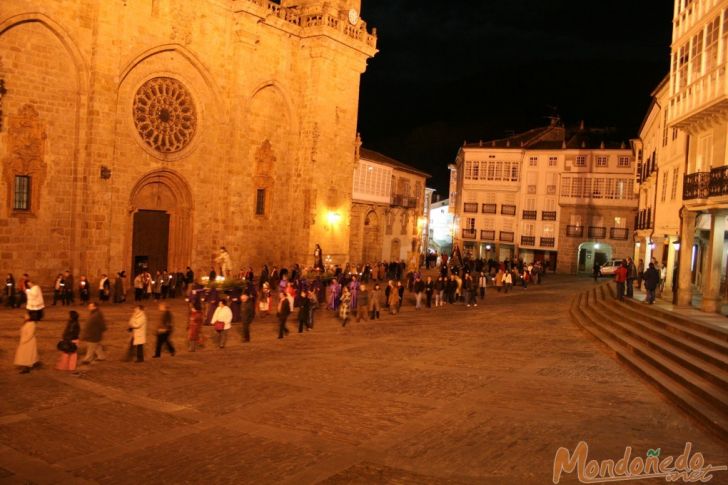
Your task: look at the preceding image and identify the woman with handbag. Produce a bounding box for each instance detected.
[56,310,81,371]
[211,300,233,348]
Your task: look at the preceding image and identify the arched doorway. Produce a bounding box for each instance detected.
[390,238,401,262]
[127,170,193,276]
[362,210,380,264]
[577,242,613,273]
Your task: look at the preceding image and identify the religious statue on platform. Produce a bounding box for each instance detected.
[314,244,324,271]
[216,246,232,279]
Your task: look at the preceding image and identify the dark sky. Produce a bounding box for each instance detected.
[357,0,673,195]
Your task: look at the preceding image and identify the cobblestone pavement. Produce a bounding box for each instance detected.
[0,275,726,484]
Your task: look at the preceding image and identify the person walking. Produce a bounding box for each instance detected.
[339,286,352,326]
[240,293,254,342]
[277,291,292,339]
[133,273,144,302]
[81,302,107,364]
[211,300,233,348]
[614,261,628,301]
[424,276,434,308]
[503,271,513,293]
[153,302,176,357]
[478,272,487,300]
[187,307,204,351]
[25,279,45,321]
[114,271,127,303]
[125,305,147,363]
[98,274,111,302]
[78,276,90,305]
[369,283,381,319]
[388,282,400,314]
[63,270,74,305]
[297,289,312,333]
[356,284,369,322]
[56,310,80,372]
[593,262,601,283]
[434,276,444,307]
[53,274,64,306]
[15,312,38,374]
[5,273,17,308]
[413,276,425,309]
[643,262,661,305]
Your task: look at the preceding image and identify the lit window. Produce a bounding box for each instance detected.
[13,176,31,211]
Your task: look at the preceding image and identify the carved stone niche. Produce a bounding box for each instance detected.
[2,104,47,215]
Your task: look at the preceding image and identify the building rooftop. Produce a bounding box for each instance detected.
[463,121,630,151]
[360,147,431,178]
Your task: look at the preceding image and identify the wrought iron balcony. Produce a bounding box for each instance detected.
[683,172,710,200]
[610,227,629,240]
[520,235,536,246]
[588,226,607,239]
[462,229,476,240]
[499,231,514,243]
[480,230,496,241]
[541,211,557,221]
[501,204,516,216]
[709,166,728,197]
[463,202,478,213]
[566,225,583,237]
[540,237,555,248]
[481,203,497,214]
[522,210,537,220]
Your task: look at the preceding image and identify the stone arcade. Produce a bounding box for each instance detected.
[0,0,377,285]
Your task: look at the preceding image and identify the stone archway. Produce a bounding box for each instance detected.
[126,169,193,275]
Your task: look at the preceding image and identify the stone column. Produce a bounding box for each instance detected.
[701,210,727,313]
[677,209,697,306]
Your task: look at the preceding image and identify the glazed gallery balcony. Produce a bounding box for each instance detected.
[683,166,728,200]
[391,194,418,208]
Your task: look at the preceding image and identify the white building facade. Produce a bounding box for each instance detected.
[450,122,637,273]
[670,0,728,312]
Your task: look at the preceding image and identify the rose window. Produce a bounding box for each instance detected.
[133,77,197,153]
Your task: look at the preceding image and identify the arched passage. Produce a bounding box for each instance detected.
[127,170,193,275]
[577,242,613,273]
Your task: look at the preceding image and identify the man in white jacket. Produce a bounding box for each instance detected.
[211,300,233,348]
[25,280,45,321]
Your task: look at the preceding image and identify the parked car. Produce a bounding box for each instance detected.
[598,259,623,277]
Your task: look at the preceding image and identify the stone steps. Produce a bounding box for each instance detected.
[570,283,728,444]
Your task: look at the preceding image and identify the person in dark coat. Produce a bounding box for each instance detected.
[5,273,16,308]
[277,292,292,339]
[81,302,107,364]
[643,262,661,305]
[56,310,81,371]
[297,289,312,333]
[113,271,126,303]
[154,302,176,357]
[240,293,254,342]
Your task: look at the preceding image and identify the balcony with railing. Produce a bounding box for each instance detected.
[480,230,496,241]
[541,211,557,221]
[463,202,478,213]
[522,210,537,220]
[610,227,629,240]
[391,194,418,208]
[540,237,555,248]
[501,204,516,216]
[520,235,536,246]
[709,165,728,197]
[566,225,583,237]
[481,203,497,214]
[499,231,514,243]
[588,226,607,239]
[462,229,477,240]
[683,171,710,200]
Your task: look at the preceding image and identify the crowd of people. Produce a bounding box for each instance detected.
[11,255,550,374]
[596,256,665,304]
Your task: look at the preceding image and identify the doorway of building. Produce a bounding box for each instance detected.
[390,238,401,261]
[132,210,170,275]
[577,242,612,273]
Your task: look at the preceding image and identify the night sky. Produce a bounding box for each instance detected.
[357,0,674,196]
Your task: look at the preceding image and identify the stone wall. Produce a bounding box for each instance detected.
[0,0,376,286]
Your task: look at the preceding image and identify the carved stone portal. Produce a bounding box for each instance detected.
[3,104,47,212]
[133,77,197,153]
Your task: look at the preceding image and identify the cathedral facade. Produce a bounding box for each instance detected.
[0,0,377,284]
